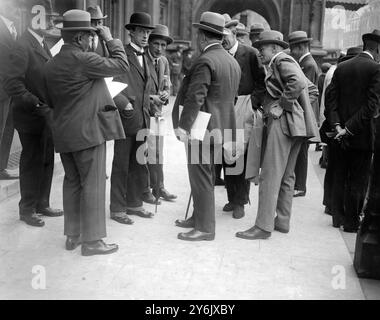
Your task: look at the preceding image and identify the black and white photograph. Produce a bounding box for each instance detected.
[1,0,380,304]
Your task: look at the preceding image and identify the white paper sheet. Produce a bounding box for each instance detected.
[106,81,128,98]
[50,39,64,57]
[178,105,211,141]
[150,117,166,136]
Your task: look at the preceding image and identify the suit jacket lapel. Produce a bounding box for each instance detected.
[126,44,145,80]
[26,31,51,61]
[235,43,246,61]
[146,53,159,90]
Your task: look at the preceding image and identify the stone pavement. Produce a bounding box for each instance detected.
[1,101,380,300]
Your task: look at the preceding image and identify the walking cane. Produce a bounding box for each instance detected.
[155,117,161,214]
[185,192,192,220]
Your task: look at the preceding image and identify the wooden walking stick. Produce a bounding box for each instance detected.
[185,192,192,220]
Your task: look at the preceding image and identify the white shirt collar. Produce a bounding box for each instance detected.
[299,52,311,64]
[363,51,374,60]
[28,28,44,47]
[1,15,15,33]
[268,51,284,69]
[203,42,219,52]
[130,41,144,54]
[228,40,239,57]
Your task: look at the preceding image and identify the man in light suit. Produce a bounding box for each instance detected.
[289,31,320,198]
[44,10,129,255]
[221,14,266,219]
[110,12,155,224]
[0,0,19,180]
[5,0,63,227]
[142,24,177,203]
[236,31,319,240]
[172,12,241,241]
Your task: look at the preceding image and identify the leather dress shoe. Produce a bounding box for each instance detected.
[232,205,245,219]
[175,217,195,228]
[142,192,161,205]
[37,207,63,217]
[153,188,177,201]
[178,229,215,241]
[81,240,118,256]
[215,177,225,186]
[66,236,81,250]
[20,214,45,227]
[0,169,18,180]
[293,190,306,197]
[274,225,289,233]
[236,226,271,240]
[127,209,154,218]
[223,202,235,212]
[110,213,134,225]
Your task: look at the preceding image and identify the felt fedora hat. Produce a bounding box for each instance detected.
[193,11,229,36]
[87,5,107,20]
[149,24,173,44]
[362,29,380,43]
[288,31,312,45]
[60,9,97,31]
[250,23,265,34]
[223,13,239,28]
[125,12,155,30]
[236,22,249,36]
[253,30,289,49]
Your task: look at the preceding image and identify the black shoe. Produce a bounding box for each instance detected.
[223,202,235,212]
[236,226,271,240]
[293,190,306,197]
[37,207,63,217]
[215,177,225,186]
[232,205,245,219]
[127,209,154,218]
[274,225,289,233]
[110,213,134,225]
[0,169,18,180]
[66,236,81,251]
[178,229,215,241]
[20,214,45,227]
[175,217,195,228]
[142,192,161,205]
[81,240,118,256]
[153,188,177,201]
[332,215,342,228]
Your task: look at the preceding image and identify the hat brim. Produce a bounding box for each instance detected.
[91,15,108,20]
[60,27,97,32]
[193,23,229,36]
[250,30,264,35]
[225,20,239,28]
[288,38,312,45]
[149,34,173,45]
[362,33,380,43]
[125,23,155,30]
[253,39,289,49]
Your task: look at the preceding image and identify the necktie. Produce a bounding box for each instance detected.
[155,59,159,75]
[9,23,17,40]
[43,40,52,57]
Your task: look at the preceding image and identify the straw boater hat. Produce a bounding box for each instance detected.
[87,5,107,20]
[125,12,155,30]
[60,10,97,32]
[236,23,249,36]
[193,11,229,36]
[252,30,289,49]
[250,23,265,35]
[362,29,380,43]
[223,13,239,28]
[149,24,173,44]
[288,31,312,46]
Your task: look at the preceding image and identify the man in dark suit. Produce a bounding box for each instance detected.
[221,15,266,219]
[44,10,128,255]
[110,12,155,224]
[4,1,63,227]
[289,31,320,198]
[143,24,177,203]
[172,12,241,241]
[326,30,380,232]
[0,0,19,180]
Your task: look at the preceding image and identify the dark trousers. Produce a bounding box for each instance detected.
[0,98,14,170]
[110,136,146,212]
[331,146,372,229]
[223,151,250,206]
[366,149,380,215]
[187,142,217,233]
[18,128,54,216]
[147,135,164,191]
[294,140,309,192]
[215,164,223,180]
[60,143,106,242]
[323,141,339,210]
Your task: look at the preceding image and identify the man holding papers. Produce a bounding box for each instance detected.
[172,12,241,241]
[44,10,128,255]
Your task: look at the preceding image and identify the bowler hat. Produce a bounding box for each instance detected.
[87,5,107,20]
[250,23,264,34]
[362,29,380,43]
[288,31,312,45]
[253,30,289,49]
[236,23,249,36]
[125,12,155,30]
[149,24,173,44]
[223,13,239,28]
[60,10,96,32]
[193,11,229,36]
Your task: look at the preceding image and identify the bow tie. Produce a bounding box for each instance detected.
[132,48,145,56]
